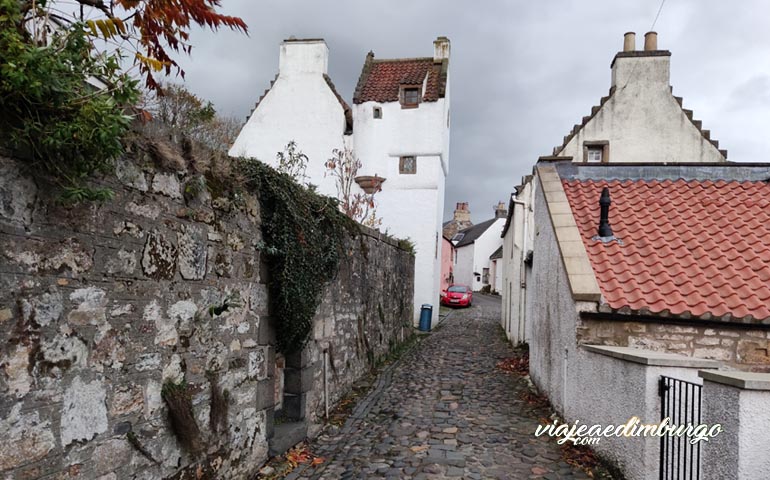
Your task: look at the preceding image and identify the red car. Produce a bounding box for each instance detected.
[440,284,473,307]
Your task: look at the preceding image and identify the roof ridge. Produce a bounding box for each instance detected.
[372,56,434,63]
[553,87,615,156]
[244,73,280,123]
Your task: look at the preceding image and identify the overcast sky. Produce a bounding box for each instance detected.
[175,0,770,223]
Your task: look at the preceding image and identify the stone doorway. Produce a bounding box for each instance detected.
[268,348,312,456]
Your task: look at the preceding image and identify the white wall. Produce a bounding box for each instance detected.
[453,244,475,288]
[352,84,449,325]
[502,179,535,344]
[229,40,349,197]
[560,55,725,164]
[471,219,504,291]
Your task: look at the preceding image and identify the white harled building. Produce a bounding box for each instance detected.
[230,37,451,326]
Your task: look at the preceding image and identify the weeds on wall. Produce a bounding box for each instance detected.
[0,0,139,198]
[239,158,358,353]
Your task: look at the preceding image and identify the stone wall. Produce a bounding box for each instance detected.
[0,143,413,479]
[577,318,770,372]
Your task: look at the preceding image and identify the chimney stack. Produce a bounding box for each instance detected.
[433,36,451,63]
[494,201,508,219]
[644,31,658,51]
[453,202,471,223]
[279,38,329,75]
[623,32,636,52]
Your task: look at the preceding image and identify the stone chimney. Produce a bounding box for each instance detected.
[611,31,670,89]
[453,202,470,223]
[433,36,451,63]
[494,201,507,219]
[279,38,329,75]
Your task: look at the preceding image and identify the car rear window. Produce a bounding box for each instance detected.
[448,286,467,293]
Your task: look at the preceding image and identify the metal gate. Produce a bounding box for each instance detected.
[659,376,702,480]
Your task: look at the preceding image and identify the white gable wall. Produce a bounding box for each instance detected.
[470,219,505,291]
[560,54,725,164]
[229,40,350,196]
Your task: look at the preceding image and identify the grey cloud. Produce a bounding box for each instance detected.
[176,0,770,223]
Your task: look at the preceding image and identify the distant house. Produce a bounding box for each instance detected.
[502,31,727,343]
[452,202,506,291]
[442,202,473,240]
[229,37,451,325]
[488,246,502,294]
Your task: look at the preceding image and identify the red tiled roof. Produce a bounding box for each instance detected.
[563,178,770,322]
[353,53,448,104]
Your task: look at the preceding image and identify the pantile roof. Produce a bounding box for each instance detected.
[563,178,770,322]
[353,52,448,104]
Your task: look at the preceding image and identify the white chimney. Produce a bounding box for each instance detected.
[279,38,329,75]
[611,31,670,88]
[433,36,451,62]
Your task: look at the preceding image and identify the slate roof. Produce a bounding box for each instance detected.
[353,52,448,104]
[563,178,770,322]
[489,246,503,260]
[454,219,498,248]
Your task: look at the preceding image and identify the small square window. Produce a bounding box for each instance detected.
[584,141,609,163]
[373,106,382,119]
[401,86,420,108]
[399,156,416,174]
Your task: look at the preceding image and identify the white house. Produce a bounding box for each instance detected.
[452,203,506,291]
[230,37,451,326]
[501,31,727,344]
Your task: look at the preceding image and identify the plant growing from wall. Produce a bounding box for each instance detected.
[0,0,139,197]
[276,140,309,184]
[325,145,383,228]
[239,158,357,353]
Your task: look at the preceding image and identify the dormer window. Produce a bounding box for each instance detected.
[373,106,382,119]
[400,86,421,108]
[584,141,610,163]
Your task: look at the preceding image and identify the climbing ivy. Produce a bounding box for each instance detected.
[240,159,358,353]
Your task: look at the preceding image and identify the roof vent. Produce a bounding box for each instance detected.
[593,187,622,244]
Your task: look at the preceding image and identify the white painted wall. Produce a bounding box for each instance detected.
[501,178,535,344]
[453,243,475,289]
[560,54,725,164]
[352,72,449,326]
[229,40,349,196]
[230,38,451,326]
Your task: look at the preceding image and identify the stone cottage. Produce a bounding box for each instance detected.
[230,37,451,325]
[501,31,727,343]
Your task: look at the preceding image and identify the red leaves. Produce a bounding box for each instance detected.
[113,0,248,90]
[496,355,529,376]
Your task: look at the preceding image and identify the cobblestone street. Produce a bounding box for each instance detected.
[286,295,592,479]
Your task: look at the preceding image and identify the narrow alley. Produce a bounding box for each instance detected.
[285,296,593,479]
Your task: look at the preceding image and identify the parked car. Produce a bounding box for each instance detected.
[440,284,473,307]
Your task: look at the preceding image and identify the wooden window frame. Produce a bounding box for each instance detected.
[583,140,610,164]
[400,85,421,109]
[399,156,417,174]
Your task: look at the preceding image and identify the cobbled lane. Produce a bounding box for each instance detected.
[287,295,591,479]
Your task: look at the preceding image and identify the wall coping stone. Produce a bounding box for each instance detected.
[699,370,770,391]
[537,165,601,302]
[583,345,722,368]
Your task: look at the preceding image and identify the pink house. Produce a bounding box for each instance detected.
[440,234,456,293]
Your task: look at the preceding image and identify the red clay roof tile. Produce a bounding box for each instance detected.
[353,54,448,104]
[563,178,770,322]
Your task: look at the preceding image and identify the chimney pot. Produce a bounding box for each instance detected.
[623,32,636,52]
[644,31,658,51]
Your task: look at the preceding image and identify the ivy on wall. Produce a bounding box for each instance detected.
[240,159,358,353]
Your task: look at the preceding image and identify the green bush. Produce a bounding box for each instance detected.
[0,0,139,196]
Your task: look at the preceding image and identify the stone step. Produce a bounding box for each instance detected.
[268,421,307,457]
